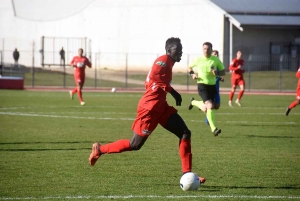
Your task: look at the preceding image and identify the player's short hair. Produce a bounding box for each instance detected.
[203,42,213,49]
[212,50,219,57]
[165,37,181,51]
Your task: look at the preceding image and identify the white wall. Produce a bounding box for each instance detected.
[0,0,225,71]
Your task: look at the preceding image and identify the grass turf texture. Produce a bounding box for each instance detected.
[0,90,299,201]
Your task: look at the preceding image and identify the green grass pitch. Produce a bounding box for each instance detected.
[0,90,299,201]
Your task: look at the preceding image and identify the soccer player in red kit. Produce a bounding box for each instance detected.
[228,50,244,107]
[69,48,92,106]
[89,37,206,183]
[285,66,300,116]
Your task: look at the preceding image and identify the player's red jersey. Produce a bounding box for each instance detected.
[229,58,244,79]
[296,67,300,87]
[70,56,91,77]
[139,55,175,112]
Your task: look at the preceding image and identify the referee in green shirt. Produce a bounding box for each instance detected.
[188,42,225,136]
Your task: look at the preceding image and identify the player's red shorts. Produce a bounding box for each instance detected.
[131,103,177,137]
[231,77,245,87]
[296,86,300,100]
[74,73,85,85]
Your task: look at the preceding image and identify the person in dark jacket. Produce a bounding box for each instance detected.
[13,48,20,66]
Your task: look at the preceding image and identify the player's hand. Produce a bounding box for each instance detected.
[211,69,216,75]
[170,88,182,106]
[192,74,198,80]
[220,77,224,82]
[211,66,216,75]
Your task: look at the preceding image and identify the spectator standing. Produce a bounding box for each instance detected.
[60,47,65,67]
[13,48,20,66]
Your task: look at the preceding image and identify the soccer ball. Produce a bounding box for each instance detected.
[180,172,200,191]
[111,87,116,93]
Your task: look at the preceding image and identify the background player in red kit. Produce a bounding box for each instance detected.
[89,37,206,183]
[228,50,244,107]
[285,66,300,116]
[69,48,92,106]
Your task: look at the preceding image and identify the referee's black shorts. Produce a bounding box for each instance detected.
[197,83,216,102]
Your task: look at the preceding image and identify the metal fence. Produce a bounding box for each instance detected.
[1,49,299,92]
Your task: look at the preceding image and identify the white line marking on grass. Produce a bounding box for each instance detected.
[0,112,135,121]
[0,112,298,125]
[1,195,300,200]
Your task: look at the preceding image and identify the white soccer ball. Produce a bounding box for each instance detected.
[111,87,117,93]
[180,172,200,191]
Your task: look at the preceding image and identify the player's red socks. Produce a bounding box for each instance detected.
[72,87,77,94]
[179,139,192,173]
[100,139,132,154]
[229,91,234,101]
[78,90,83,102]
[289,101,299,109]
[238,90,244,100]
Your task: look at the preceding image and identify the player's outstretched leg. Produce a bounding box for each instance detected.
[70,87,77,100]
[285,107,291,116]
[286,100,300,116]
[69,91,74,100]
[89,139,134,166]
[89,143,101,166]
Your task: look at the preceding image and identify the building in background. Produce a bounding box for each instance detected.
[0,0,299,71]
[211,0,300,70]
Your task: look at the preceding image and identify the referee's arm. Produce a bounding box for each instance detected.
[218,69,225,76]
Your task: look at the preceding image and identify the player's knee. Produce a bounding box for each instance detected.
[206,102,213,109]
[130,142,144,150]
[182,129,191,140]
[201,106,207,112]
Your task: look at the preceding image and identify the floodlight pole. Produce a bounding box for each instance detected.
[63,60,66,88]
[32,41,35,87]
[94,52,97,88]
[125,53,128,88]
